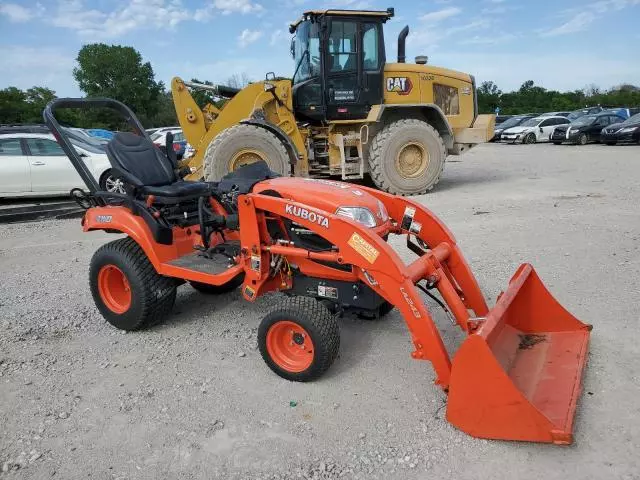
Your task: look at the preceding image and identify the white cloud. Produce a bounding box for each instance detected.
[420,7,461,24]
[49,0,193,38]
[0,2,44,22]
[541,11,596,37]
[238,29,263,47]
[213,0,264,15]
[459,33,517,45]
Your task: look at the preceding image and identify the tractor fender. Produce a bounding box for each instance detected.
[82,206,180,270]
[371,103,454,149]
[240,119,301,165]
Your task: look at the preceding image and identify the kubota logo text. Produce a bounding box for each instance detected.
[386,77,412,95]
[400,286,421,318]
[285,204,329,228]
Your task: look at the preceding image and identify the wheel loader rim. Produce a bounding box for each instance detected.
[266,320,315,373]
[97,264,132,314]
[229,148,267,171]
[395,141,430,179]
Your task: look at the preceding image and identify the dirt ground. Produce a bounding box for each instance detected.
[1,142,639,480]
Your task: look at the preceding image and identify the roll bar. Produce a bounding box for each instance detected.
[42,97,149,194]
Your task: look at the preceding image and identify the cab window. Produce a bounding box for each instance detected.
[328,21,357,72]
[362,23,380,70]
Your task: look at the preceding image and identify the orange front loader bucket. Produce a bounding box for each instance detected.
[447,264,592,444]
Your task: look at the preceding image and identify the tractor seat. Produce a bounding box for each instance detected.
[105,132,211,199]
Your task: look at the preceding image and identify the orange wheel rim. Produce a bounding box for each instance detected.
[97,264,132,314]
[266,321,315,373]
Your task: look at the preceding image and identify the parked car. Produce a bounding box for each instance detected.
[150,128,188,159]
[0,131,123,197]
[550,112,626,145]
[567,106,603,121]
[600,113,640,145]
[491,114,536,141]
[539,111,571,118]
[86,128,114,140]
[495,115,511,125]
[500,116,570,144]
[146,126,180,137]
[600,107,640,120]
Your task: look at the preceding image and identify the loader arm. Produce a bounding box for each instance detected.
[239,191,591,444]
[171,77,309,180]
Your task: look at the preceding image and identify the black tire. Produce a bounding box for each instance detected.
[89,237,176,331]
[553,141,562,145]
[524,133,536,144]
[189,274,245,294]
[368,119,446,195]
[99,169,125,194]
[258,297,340,382]
[578,133,588,145]
[203,124,290,181]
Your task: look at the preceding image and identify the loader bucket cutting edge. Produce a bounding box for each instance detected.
[446,263,591,444]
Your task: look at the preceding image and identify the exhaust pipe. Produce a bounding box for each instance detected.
[397,25,409,63]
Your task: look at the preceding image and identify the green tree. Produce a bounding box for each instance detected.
[0,87,28,123]
[73,44,164,126]
[477,81,502,113]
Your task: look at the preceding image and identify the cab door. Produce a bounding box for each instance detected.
[0,137,31,194]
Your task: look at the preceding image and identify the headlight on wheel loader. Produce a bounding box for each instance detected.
[335,206,378,227]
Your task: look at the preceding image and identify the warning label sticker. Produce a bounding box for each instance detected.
[348,233,380,264]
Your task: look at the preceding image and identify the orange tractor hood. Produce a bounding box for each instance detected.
[253,177,386,224]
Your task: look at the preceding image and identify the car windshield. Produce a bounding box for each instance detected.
[499,116,529,129]
[150,132,163,141]
[567,111,586,120]
[519,118,541,127]
[61,127,106,153]
[622,113,640,125]
[571,115,596,126]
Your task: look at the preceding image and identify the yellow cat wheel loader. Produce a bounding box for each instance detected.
[172,8,495,195]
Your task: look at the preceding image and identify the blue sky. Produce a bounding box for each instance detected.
[2,0,639,96]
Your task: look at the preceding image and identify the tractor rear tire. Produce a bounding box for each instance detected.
[89,237,176,331]
[258,297,340,382]
[189,274,245,294]
[368,119,446,195]
[203,124,290,181]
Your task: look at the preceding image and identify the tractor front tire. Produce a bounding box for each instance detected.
[203,124,290,181]
[89,237,176,331]
[368,119,446,195]
[258,297,340,382]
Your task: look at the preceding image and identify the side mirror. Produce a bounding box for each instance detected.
[539,127,544,133]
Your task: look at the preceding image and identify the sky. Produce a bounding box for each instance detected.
[2,0,640,97]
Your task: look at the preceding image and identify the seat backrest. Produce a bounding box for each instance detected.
[106,132,176,187]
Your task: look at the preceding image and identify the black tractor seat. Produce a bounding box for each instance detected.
[105,132,211,201]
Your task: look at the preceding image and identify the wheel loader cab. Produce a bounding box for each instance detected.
[291,9,392,122]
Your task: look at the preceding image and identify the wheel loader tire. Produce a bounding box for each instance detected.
[258,297,340,382]
[89,237,176,331]
[203,124,290,181]
[189,273,245,294]
[368,119,446,195]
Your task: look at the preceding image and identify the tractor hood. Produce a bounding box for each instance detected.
[253,177,389,228]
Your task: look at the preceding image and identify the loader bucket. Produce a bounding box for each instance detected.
[446,264,591,444]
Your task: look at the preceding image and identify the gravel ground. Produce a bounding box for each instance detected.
[1,142,639,479]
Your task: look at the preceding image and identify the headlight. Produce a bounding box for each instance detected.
[620,127,638,133]
[335,207,378,228]
[376,199,389,223]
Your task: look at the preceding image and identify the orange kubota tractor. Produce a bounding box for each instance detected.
[45,98,591,444]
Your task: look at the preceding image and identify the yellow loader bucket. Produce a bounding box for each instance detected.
[446,264,592,444]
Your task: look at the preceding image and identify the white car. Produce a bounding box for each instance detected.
[0,131,122,198]
[500,116,570,144]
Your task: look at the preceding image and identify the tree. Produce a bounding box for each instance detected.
[73,44,164,126]
[0,87,28,124]
[225,73,251,89]
[477,81,502,113]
